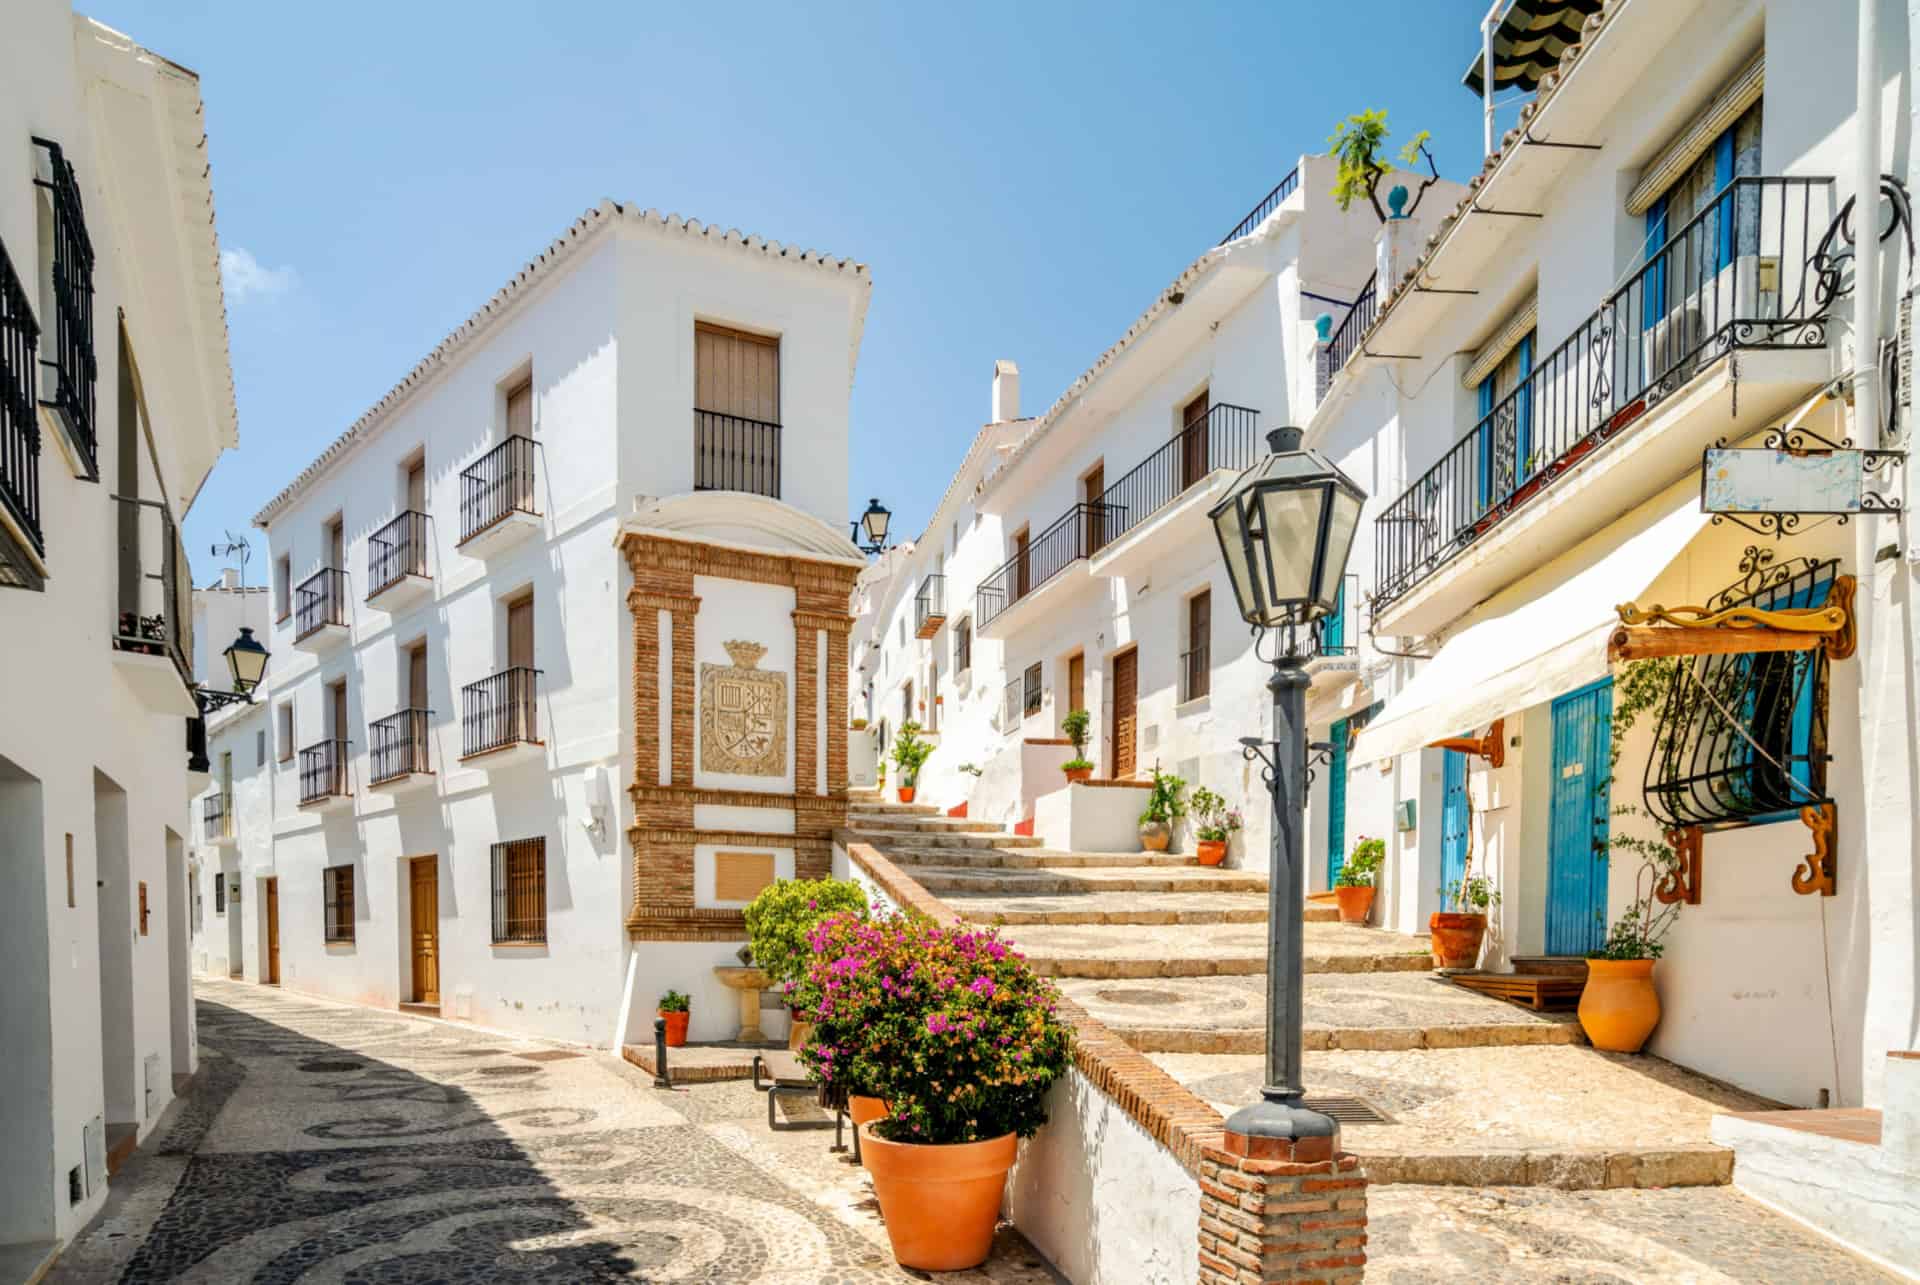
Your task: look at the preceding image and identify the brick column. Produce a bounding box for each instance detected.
[669,603,697,787]
[793,613,819,797]
[630,593,660,784]
[1198,1131,1368,1283]
[824,625,849,794]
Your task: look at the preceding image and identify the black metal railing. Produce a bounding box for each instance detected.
[1098,403,1262,545]
[369,708,432,784]
[0,234,41,571]
[367,510,430,596]
[459,436,539,544]
[1180,643,1211,703]
[914,574,946,636]
[490,838,547,944]
[298,739,350,805]
[1375,176,1837,609]
[693,409,781,498]
[1314,574,1360,657]
[1220,167,1301,245]
[202,791,231,841]
[975,502,1120,629]
[462,666,541,758]
[294,567,348,638]
[32,139,96,480]
[111,494,192,687]
[1318,273,1378,400]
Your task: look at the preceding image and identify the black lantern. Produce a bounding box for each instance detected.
[224,626,270,695]
[1209,428,1365,630]
[854,497,892,555]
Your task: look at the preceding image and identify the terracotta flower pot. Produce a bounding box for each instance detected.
[1428,912,1487,970]
[849,1095,889,1128]
[1578,958,1661,1053]
[788,1017,815,1052]
[860,1124,1016,1271]
[1195,838,1227,867]
[897,785,916,804]
[659,1009,690,1047]
[1064,766,1093,784]
[1139,820,1171,852]
[1335,884,1375,925]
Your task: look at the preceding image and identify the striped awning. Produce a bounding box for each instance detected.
[1463,0,1606,96]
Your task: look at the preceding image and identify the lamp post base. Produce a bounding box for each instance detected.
[1223,1091,1341,1163]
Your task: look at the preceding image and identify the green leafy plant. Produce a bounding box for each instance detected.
[657,989,690,1013]
[1592,656,1688,960]
[890,720,934,787]
[1190,788,1243,843]
[1138,766,1188,826]
[850,717,869,730]
[957,762,985,778]
[744,878,870,989]
[1329,108,1442,223]
[1337,835,1385,889]
[1442,874,1501,913]
[1061,709,1091,758]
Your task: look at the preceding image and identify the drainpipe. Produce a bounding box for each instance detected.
[1854,0,1883,472]
[1482,1,1502,158]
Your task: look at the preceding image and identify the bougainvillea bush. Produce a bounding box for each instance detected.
[796,911,1073,1145]
[742,878,869,989]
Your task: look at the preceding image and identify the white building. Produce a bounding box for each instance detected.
[1305,0,1917,1115]
[242,201,870,1048]
[0,4,237,1263]
[854,154,1456,868]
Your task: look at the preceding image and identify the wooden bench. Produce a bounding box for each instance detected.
[1447,971,1585,1012]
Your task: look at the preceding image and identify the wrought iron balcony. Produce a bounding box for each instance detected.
[369,708,432,785]
[975,502,1120,630]
[32,139,97,481]
[1374,176,1838,612]
[1318,273,1377,401]
[1180,642,1211,703]
[1097,403,1261,547]
[367,510,430,598]
[110,494,194,709]
[293,567,349,640]
[461,666,542,760]
[914,574,947,638]
[0,233,42,589]
[202,791,232,842]
[459,436,539,546]
[693,409,781,498]
[1220,166,1300,245]
[298,738,351,807]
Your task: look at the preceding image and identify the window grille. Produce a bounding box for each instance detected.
[491,838,547,944]
[323,865,355,942]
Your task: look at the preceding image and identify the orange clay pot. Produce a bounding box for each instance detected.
[1334,884,1375,925]
[1195,839,1227,867]
[1578,958,1661,1053]
[1428,912,1487,970]
[1064,766,1094,784]
[659,1009,689,1048]
[860,1124,1016,1271]
[897,786,916,804]
[849,1095,889,1128]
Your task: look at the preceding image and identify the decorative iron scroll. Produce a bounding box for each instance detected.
[1702,420,1905,540]
[1654,826,1703,906]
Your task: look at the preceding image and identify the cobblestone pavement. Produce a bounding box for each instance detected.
[1369,1185,1901,1283]
[47,979,1060,1284]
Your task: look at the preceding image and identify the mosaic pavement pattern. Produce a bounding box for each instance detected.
[51,980,1056,1284]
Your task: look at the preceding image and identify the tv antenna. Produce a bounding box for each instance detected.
[210,531,252,588]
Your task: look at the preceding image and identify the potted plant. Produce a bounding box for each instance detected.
[1431,874,1500,970]
[1137,766,1186,852]
[744,877,869,1050]
[657,989,690,1047]
[799,912,1072,1271]
[1060,708,1094,783]
[890,720,932,803]
[1335,836,1384,923]
[1189,788,1241,866]
[850,717,869,731]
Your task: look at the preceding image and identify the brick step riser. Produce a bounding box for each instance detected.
[1030,953,1433,980]
[878,850,1193,871]
[913,873,1271,894]
[844,833,1045,852]
[956,908,1272,926]
[844,816,1008,835]
[1106,1023,1588,1055]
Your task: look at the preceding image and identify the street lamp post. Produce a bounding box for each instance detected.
[852,497,892,556]
[1207,426,1366,1152]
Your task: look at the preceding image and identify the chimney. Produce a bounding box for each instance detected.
[221,567,240,590]
[991,360,1020,422]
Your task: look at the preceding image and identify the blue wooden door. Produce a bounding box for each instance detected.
[1547,680,1613,956]
[1441,749,1469,896]
[1326,718,1349,885]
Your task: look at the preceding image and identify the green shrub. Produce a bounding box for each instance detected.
[1139,767,1187,825]
[744,878,870,989]
[657,989,690,1013]
[1336,835,1385,888]
[890,720,934,786]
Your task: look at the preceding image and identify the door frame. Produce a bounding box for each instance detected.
[1109,646,1139,780]
[263,877,280,986]
[1545,678,1613,956]
[408,856,440,1006]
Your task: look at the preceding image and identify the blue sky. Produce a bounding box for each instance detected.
[87,0,1507,577]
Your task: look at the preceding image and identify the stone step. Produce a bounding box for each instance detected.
[945,889,1273,926]
[870,847,1197,872]
[847,800,941,816]
[844,814,1007,835]
[908,866,1270,896]
[1010,921,1433,979]
[841,828,1045,851]
[1056,971,1585,1055]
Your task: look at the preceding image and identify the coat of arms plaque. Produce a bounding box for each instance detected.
[698,639,788,776]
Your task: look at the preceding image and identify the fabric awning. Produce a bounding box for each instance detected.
[1463,0,1606,97]
[1352,494,1708,765]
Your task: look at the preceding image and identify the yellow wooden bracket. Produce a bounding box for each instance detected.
[1793,802,1837,897]
[1428,717,1505,768]
[1608,576,1856,663]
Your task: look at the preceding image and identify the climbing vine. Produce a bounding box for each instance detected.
[1596,657,1685,959]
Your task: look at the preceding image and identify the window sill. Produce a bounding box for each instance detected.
[492,941,550,956]
[1176,695,1212,718]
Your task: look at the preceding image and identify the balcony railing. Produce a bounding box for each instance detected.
[693,409,782,498]
[975,502,1119,629]
[1318,273,1377,401]
[111,494,192,685]
[298,739,350,806]
[202,791,231,841]
[32,139,97,480]
[459,436,538,544]
[369,708,432,784]
[1314,574,1360,657]
[367,510,429,596]
[294,567,348,638]
[462,666,541,758]
[914,574,947,638]
[0,234,41,579]
[1180,642,1210,703]
[1098,403,1262,546]
[1375,176,1837,610]
[1220,166,1301,245]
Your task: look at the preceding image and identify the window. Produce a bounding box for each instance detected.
[323,865,355,942]
[1181,389,1211,488]
[1476,329,1536,504]
[694,323,780,496]
[1641,100,1763,329]
[274,554,290,620]
[954,617,972,674]
[1013,527,1031,599]
[277,702,294,762]
[1023,662,1042,717]
[1083,463,1106,552]
[507,376,534,438]
[491,838,547,944]
[1184,590,1212,702]
[213,873,225,915]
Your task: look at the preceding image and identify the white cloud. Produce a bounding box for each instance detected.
[220,247,297,303]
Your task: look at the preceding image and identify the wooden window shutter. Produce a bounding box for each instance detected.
[695,323,780,422]
[507,379,533,438]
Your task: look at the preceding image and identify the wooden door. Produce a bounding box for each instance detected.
[1326,719,1349,885]
[330,682,348,741]
[1111,649,1138,779]
[1181,390,1211,488]
[328,519,345,571]
[1013,528,1031,599]
[507,597,535,740]
[1066,653,1085,723]
[406,459,426,512]
[409,857,439,1005]
[1441,749,1470,894]
[1546,679,1613,956]
[264,878,280,984]
[409,644,429,710]
[506,379,535,513]
[1082,465,1105,552]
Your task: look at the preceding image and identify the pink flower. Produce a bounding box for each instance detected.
[968,976,996,998]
